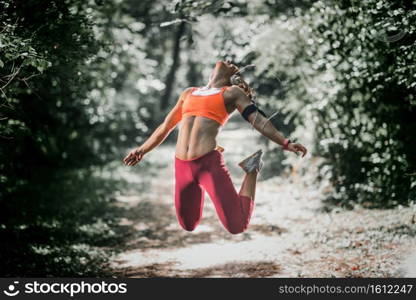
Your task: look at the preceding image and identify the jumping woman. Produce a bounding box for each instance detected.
[123,60,307,234]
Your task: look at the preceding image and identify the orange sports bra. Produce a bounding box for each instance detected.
[181,86,230,126]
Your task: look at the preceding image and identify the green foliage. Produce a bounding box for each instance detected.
[304,0,416,207]
[0,0,137,276]
[253,0,416,207]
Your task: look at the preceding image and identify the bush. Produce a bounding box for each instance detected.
[249,0,415,207]
[306,0,416,207]
[0,0,125,276]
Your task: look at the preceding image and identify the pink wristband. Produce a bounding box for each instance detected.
[282,138,290,150]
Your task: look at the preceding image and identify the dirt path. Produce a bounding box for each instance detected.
[110,119,416,277]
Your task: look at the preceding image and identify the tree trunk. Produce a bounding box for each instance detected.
[160,20,186,112]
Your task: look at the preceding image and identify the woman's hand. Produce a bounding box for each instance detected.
[286,143,308,158]
[123,147,145,166]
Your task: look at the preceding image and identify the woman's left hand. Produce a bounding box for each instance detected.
[286,143,308,158]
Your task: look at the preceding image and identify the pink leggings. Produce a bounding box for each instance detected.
[174,149,254,234]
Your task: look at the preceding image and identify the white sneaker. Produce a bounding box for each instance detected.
[238,149,264,173]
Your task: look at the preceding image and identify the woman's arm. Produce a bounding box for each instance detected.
[123,88,192,166]
[232,86,307,157]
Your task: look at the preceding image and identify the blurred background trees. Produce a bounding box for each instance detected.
[0,0,415,276]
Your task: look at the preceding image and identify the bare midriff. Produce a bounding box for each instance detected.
[175,115,222,160]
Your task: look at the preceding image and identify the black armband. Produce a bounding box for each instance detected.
[241,104,267,121]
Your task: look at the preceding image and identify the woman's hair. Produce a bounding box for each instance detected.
[230,71,255,102]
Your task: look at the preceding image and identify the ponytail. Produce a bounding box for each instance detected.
[230,66,273,129]
[230,73,256,102]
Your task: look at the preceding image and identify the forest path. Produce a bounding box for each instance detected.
[110,119,416,277]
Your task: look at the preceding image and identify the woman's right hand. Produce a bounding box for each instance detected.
[123,147,145,166]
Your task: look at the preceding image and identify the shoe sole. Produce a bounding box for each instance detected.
[238,149,263,173]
